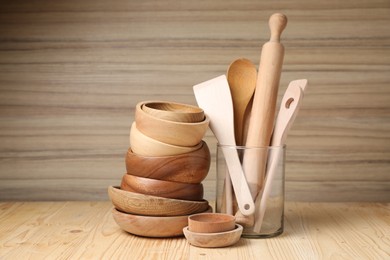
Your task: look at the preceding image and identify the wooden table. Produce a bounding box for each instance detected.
[0,202,388,259]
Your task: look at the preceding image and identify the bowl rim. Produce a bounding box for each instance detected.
[136,101,210,126]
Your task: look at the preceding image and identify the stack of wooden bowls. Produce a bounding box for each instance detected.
[108,101,212,237]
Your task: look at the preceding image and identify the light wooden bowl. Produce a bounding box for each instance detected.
[142,101,205,123]
[112,206,212,238]
[107,186,209,216]
[183,224,243,248]
[188,213,236,233]
[135,101,210,147]
[125,141,210,184]
[121,174,204,201]
[130,122,202,156]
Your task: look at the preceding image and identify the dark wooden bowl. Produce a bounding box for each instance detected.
[120,174,204,201]
[125,141,210,184]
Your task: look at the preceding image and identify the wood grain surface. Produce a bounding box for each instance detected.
[0,202,388,259]
[0,0,389,201]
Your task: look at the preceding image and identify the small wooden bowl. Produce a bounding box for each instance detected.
[135,101,210,147]
[130,122,202,156]
[142,101,205,123]
[188,213,236,233]
[121,174,204,201]
[125,141,210,184]
[108,186,209,216]
[183,224,243,248]
[112,206,212,238]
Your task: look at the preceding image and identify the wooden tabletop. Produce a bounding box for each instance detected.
[0,202,388,259]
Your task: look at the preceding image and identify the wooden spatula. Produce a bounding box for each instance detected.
[253,79,308,232]
[193,75,255,216]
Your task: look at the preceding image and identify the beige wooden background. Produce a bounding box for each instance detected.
[0,0,389,201]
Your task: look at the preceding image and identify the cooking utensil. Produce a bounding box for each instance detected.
[253,79,308,232]
[242,13,288,198]
[226,58,257,145]
[235,13,288,226]
[193,75,254,216]
[223,58,257,215]
[108,186,209,216]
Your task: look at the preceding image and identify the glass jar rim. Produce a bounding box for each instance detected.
[216,143,286,149]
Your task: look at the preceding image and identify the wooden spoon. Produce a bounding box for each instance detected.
[193,75,255,216]
[226,58,257,145]
[222,58,256,215]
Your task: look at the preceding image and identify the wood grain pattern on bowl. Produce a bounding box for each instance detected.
[107,186,209,216]
[141,101,205,123]
[183,224,243,248]
[130,122,202,156]
[121,174,204,201]
[135,101,209,147]
[112,206,212,238]
[188,213,236,233]
[125,141,210,184]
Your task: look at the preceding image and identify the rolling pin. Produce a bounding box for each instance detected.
[236,13,287,226]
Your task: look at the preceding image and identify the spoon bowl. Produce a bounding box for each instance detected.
[226,58,257,145]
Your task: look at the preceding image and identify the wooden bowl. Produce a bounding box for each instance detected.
[141,101,205,123]
[183,224,243,248]
[112,206,212,238]
[135,101,210,147]
[107,186,209,216]
[121,174,204,201]
[130,122,202,156]
[125,141,210,184]
[188,213,236,233]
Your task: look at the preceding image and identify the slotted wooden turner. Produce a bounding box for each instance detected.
[193,75,255,216]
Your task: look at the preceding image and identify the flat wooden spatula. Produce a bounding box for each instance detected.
[193,75,255,216]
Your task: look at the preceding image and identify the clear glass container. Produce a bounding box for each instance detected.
[216,144,285,238]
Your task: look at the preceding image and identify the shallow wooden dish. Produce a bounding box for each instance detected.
[125,141,210,184]
[183,224,243,248]
[112,206,212,238]
[142,101,205,123]
[121,174,204,201]
[188,213,236,233]
[108,186,209,216]
[135,101,209,147]
[130,122,202,156]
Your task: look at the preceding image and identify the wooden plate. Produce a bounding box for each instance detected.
[108,186,209,216]
[112,206,212,238]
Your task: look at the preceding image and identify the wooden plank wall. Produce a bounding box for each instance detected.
[0,0,389,201]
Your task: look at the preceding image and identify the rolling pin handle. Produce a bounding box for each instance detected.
[269,13,288,42]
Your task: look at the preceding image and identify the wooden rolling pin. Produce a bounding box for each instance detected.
[237,14,288,225]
